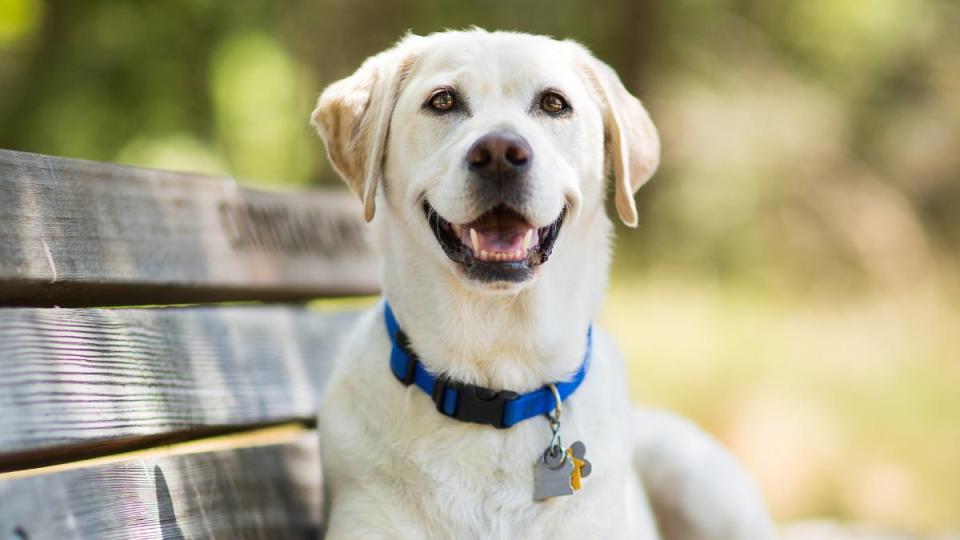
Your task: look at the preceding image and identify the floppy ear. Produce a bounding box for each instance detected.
[577,51,660,227]
[311,39,420,222]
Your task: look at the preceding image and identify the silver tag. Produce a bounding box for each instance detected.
[533,446,575,501]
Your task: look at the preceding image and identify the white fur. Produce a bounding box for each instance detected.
[313,29,774,540]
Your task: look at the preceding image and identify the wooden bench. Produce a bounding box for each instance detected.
[0,149,378,537]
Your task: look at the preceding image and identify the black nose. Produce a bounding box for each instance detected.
[466,131,533,178]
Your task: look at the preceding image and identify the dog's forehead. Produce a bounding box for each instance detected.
[409,32,586,98]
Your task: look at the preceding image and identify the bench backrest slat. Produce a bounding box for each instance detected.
[0,149,378,307]
[0,430,321,538]
[0,306,357,466]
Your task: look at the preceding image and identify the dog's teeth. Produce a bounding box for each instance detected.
[515,250,522,259]
[523,229,533,252]
[480,250,489,260]
[469,228,480,254]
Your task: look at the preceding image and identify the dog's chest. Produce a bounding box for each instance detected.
[401,442,631,538]
[379,403,648,539]
[320,318,659,539]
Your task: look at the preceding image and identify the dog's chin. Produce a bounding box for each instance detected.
[423,202,565,290]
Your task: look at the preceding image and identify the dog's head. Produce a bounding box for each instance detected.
[312,30,658,293]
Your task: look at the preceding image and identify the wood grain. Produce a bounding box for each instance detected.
[0,305,360,461]
[0,149,380,307]
[0,430,322,539]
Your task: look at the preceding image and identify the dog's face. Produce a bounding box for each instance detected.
[313,30,659,293]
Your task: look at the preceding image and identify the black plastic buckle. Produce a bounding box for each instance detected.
[431,377,519,429]
[395,330,417,386]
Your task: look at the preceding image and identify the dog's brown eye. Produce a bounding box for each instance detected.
[540,92,568,114]
[429,90,456,112]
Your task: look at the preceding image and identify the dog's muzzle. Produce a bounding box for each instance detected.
[423,130,565,283]
[424,202,565,283]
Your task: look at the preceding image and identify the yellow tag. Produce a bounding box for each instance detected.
[566,448,587,490]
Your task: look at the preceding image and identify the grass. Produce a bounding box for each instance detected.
[602,275,960,532]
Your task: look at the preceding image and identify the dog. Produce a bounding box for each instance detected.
[311,29,774,539]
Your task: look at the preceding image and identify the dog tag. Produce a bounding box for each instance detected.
[566,440,591,491]
[533,447,575,501]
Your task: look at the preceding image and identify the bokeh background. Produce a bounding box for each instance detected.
[1,0,957,534]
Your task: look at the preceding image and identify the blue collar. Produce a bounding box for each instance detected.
[384,302,592,429]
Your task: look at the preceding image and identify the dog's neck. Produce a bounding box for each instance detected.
[376,206,612,392]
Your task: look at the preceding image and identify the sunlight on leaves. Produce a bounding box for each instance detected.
[116,133,226,176]
[210,31,317,186]
[0,0,41,47]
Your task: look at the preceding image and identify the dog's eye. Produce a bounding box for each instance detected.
[428,89,456,112]
[540,92,569,115]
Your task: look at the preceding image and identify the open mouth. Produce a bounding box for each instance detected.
[424,202,566,283]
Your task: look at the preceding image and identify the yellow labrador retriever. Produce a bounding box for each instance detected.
[312,29,774,539]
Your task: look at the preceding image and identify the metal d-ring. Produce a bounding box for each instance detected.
[547,383,562,423]
[546,383,563,451]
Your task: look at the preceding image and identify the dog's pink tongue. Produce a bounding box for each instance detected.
[475,226,525,252]
[456,207,539,260]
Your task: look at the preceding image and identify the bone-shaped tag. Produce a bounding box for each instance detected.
[566,440,591,490]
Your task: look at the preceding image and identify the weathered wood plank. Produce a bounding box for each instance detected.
[0,148,379,307]
[0,305,360,460]
[0,429,322,539]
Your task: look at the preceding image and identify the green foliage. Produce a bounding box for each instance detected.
[0,0,41,46]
